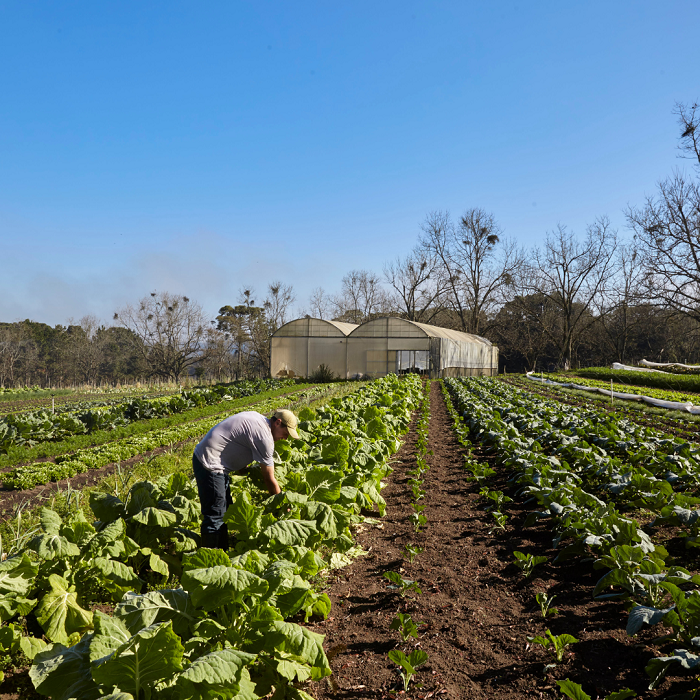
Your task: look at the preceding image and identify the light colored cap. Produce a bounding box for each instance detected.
[273,409,300,440]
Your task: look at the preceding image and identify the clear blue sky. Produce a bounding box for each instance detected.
[1,1,698,326]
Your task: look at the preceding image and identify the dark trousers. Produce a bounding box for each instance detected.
[193,454,233,550]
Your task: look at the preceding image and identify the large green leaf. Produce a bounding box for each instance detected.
[116,589,197,636]
[0,594,37,621]
[89,611,131,669]
[248,621,330,681]
[35,574,94,644]
[0,553,38,596]
[30,634,101,700]
[88,518,127,558]
[28,533,81,560]
[40,507,63,535]
[305,467,343,503]
[259,519,319,549]
[182,548,231,572]
[176,648,257,699]
[126,484,158,516]
[61,510,97,546]
[93,558,144,601]
[89,492,126,523]
[91,621,184,700]
[229,549,270,576]
[131,507,178,528]
[365,417,387,440]
[275,576,312,617]
[319,435,349,466]
[302,501,339,540]
[224,491,264,540]
[181,566,269,611]
[19,635,47,660]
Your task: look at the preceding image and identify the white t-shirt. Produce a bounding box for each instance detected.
[194,411,274,474]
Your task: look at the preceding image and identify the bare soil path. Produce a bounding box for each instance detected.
[306,381,693,699]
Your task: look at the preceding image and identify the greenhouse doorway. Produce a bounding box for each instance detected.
[396,349,429,375]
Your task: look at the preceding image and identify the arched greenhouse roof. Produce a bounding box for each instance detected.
[273,318,359,337]
[349,317,493,345]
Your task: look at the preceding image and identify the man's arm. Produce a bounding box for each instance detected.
[259,463,281,495]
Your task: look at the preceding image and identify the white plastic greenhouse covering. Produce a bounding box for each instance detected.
[270,316,498,379]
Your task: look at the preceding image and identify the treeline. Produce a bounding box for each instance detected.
[0,288,295,387]
[2,101,699,385]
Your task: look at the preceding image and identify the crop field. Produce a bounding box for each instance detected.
[0,384,190,417]
[1,374,700,699]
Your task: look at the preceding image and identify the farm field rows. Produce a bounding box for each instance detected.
[306,378,700,699]
[2,375,700,699]
[0,379,299,457]
[540,373,700,404]
[0,374,421,700]
[0,383,344,518]
[0,388,181,417]
[504,375,700,443]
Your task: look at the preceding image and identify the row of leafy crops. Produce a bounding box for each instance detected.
[444,377,700,692]
[541,373,700,406]
[567,368,700,394]
[1,386,323,491]
[0,379,296,454]
[0,386,56,397]
[0,373,421,700]
[0,388,182,418]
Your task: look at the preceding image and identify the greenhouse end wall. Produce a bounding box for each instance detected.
[270,318,357,379]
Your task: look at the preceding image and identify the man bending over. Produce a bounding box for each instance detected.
[192,409,299,549]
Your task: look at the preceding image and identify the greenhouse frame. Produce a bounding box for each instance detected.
[271,316,498,379]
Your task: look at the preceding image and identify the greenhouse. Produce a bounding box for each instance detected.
[270,317,358,379]
[271,316,498,379]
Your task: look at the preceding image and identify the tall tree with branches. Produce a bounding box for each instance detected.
[331,270,389,324]
[518,218,618,370]
[383,246,444,323]
[420,209,522,335]
[115,292,208,382]
[628,99,700,325]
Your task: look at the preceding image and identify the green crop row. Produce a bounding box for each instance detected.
[0,379,297,455]
[562,367,700,394]
[444,377,700,692]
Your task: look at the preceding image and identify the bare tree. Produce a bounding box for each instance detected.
[308,287,331,320]
[62,315,105,385]
[114,292,209,382]
[215,283,295,378]
[628,173,700,322]
[263,281,295,332]
[596,242,649,362]
[518,218,618,370]
[217,290,265,378]
[628,101,700,325]
[0,324,34,387]
[330,270,389,324]
[676,100,700,170]
[490,293,560,372]
[420,209,522,335]
[201,324,237,382]
[383,246,444,323]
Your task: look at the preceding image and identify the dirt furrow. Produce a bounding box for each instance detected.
[308,382,540,699]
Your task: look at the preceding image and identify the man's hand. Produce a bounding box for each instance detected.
[259,463,281,495]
